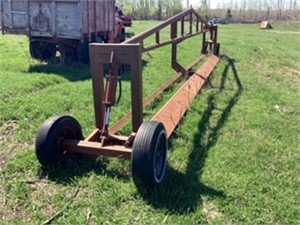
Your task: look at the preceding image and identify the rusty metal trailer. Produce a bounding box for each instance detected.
[35,8,220,190]
[0,0,123,64]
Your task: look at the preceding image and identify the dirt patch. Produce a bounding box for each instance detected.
[289,69,300,79]
[268,30,300,35]
[274,104,294,114]
[0,120,19,141]
[283,67,300,86]
[0,120,19,169]
[27,180,57,217]
[203,202,230,224]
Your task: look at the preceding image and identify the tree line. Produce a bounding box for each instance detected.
[117,0,183,20]
[208,0,300,22]
[117,0,299,22]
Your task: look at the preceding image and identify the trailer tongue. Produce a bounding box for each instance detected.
[35,8,220,190]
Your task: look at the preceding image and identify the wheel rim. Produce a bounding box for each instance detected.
[35,116,83,168]
[57,125,77,149]
[43,44,56,60]
[153,131,167,183]
[60,126,77,138]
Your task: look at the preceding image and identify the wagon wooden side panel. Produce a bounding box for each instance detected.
[82,0,115,39]
[1,0,115,40]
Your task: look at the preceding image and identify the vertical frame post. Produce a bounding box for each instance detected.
[189,12,193,34]
[201,31,206,54]
[209,26,214,51]
[90,47,105,129]
[181,17,185,36]
[130,45,143,132]
[171,21,185,74]
[213,26,218,55]
[171,21,178,71]
[156,31,160,44]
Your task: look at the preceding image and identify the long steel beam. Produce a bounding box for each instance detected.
[123,8,208,45]
[62,55,218,160]
[86,8,219,156]
[109,54,206,135]
[152,55,220,137]
[62,140,132,160]
[62,55,218,159]
[143,29,209,52]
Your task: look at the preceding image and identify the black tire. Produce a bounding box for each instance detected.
[42,43,56,61]
[214,43,220,56]
[202,42,209,54]
[29,40,56,61]
[120,28,126,43]
[58,40,78,66]
[132,121,168,189]
[35,115,83,168]
[29,40,42,60]
[76,38,89,63]
[61,54,76,67]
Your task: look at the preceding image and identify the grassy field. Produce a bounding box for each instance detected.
[0,21,299,224]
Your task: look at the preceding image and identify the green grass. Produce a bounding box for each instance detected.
[0,21,299,224]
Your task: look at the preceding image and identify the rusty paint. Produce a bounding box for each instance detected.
[260,21,272,29]
[109,54,207,135]
[64,9,219,160]
[62,139,132,160]
[152,55,220,138]
[85,129,100,142]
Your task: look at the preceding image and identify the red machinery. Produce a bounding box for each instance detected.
[35,8,220,190]
[116,6,132,27]
[122,16,133,27]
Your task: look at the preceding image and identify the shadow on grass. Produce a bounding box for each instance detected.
[116,59,149,81]
[28,62,91,82]
[38,55,243,215]
[39,155,131,185]
[28,59,148,82]
[139,55,243,214]
[125,32,135,39]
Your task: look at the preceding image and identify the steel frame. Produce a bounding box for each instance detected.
[63,8,220,159]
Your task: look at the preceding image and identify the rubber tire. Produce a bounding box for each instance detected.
[61,54,76,67]
[202,42,209,54]
[29,40,56,61]
[35,115,83,168]
[120,28,126,43]
[76,38,89,63]
[132,121,168,189]
[42,43,57,61]
[214,43,220,56]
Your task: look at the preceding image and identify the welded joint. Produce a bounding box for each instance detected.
[125,133,136,147]
[194,72,207,80]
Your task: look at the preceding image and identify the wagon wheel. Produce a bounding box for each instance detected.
[29,40,44,60]
[76,38,89,63]
[42,43,57,61]
[214,43,221,57]
[58,41,78,66]
[132,121,168,189]
[35,115,83,168]
[120,28,126,43]
[61,54,76,67]
[29,40,56,61]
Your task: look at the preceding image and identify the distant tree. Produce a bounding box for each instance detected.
[226,8,232,21]
[199,0,209,18]
[266,6,270,20]
[157,0,162,20]
[149,5,158,20]
[171,0,183,15]
[294,0,297,9]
